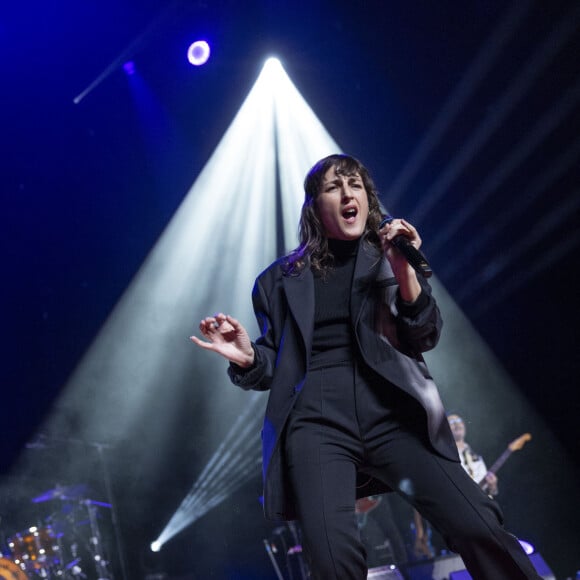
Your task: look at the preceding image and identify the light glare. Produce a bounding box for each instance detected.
[188,40,211,66]
[518,539,534,555]
[264,57,282,70]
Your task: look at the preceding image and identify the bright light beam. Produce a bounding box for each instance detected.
[265,57,343,250]
[150,56,341,549]
[51,54,341,550]
[47,58,298,452]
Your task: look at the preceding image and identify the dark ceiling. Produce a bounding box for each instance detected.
[2,1,579,579]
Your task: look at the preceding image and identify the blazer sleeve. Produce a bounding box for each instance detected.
[227,275,278,391]
[394,277,442,354]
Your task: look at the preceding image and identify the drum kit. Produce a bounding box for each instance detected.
[0,484,114,580]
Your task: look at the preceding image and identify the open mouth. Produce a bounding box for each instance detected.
[342,207,358,222]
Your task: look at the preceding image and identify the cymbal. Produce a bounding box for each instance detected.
[32,484,88,503]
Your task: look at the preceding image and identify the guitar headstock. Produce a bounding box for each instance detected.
[508,433,532,452]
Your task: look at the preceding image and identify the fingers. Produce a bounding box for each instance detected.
[380,217,422,249]
[400,218,417,236]
[381,217,415,238]
[189,335,213,350]
[198,316,218,336]
[224,313,242,329]
[198,313,227,333]
[193,313,239,345]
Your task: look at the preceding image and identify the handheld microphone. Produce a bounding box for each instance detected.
[379,215,433,278]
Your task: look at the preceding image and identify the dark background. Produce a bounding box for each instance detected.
[2,1,579,578]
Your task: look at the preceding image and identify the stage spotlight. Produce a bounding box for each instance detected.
[263,56,282,71]
[187,40,211,66]
[150,541,162,553]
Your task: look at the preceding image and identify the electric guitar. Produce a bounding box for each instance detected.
[478,433,532,491]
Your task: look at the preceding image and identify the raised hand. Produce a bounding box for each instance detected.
[190,312,255,368]
[379,217,422,302]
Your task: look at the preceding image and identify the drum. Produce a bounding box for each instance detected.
[7,526,58,570]
[0,557,28,580]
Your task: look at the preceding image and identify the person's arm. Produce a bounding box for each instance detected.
[482,471,499,496]
[469,453,499,496]
[381,218,422,302]
[190,274,280,391]
[227,275,280,390]
[380,218,442,353]
[477,458,499,496]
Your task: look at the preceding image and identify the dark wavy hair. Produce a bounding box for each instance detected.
[284,154,383,275]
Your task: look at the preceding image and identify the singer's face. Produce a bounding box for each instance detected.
[316,166,369,240]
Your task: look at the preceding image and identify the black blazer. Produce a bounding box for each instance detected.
[229,239,458,521]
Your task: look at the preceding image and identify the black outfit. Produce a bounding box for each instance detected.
[229,237,540,580]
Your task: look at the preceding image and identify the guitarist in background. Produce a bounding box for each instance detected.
[447,413,498,497]
[412,415,531,559]
[411,413,499,560]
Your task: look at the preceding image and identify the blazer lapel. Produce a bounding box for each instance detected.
[351,241,384,326]
[281,242,389,360]
[283,268,315,358]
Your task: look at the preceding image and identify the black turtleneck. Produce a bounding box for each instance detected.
[311,238,359,358]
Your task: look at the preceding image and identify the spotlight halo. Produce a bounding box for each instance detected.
[187,40,211,66]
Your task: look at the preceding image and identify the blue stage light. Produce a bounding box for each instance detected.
[187,40,211,66]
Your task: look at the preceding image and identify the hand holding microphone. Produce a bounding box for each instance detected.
[379,214,433,278]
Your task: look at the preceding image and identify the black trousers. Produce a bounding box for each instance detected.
[285,358,541,580]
